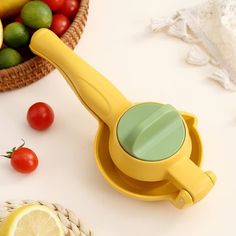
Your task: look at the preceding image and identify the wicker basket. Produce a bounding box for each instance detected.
[0,0,89,92]
[0,200,92,236]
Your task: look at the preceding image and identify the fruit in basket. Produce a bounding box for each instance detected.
[0,20,3,48]
[0,48,22,69]
[50,14,70,36]
[0,205,64,236]
[42,0,65,11]
[21,1,53,29]
[4,22,29,48]
[58,0,80,20]
[0,0,79,70]
[15,16,23,23]
[0,0,30,19]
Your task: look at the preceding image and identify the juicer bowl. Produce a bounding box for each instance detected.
[94,112,202,203]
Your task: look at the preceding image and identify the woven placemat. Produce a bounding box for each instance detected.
[0,0,89,92]
[0,200,92,236]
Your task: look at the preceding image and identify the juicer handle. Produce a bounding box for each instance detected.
[30,29,131,127]
[167,158,216,208]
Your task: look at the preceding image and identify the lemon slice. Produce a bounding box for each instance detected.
[0,205,65,236]
[0,19,3,48]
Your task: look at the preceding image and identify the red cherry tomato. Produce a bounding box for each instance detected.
[27,102,54,131]
[50,14,70,36]
[15,16,23,23]
[58,0,80,20]
[42,0,65,11]
[11,147,38,174]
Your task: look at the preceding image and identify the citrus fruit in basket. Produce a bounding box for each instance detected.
[0,48,22,69]
[3,22,29,48]
[21,1,53,29]
[0,0,30,19]
[0,205,65,236]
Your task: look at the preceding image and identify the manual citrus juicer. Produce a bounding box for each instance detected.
[30,29,216,209]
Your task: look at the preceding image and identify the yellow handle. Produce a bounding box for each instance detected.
[167,158,216,206]
[30,29,131,127]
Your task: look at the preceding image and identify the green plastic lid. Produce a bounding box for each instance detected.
[117,103,186,162]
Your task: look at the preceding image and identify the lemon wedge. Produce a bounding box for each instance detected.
[0,19,3,48]
[0,205,65,236]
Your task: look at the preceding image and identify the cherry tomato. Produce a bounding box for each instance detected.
[27,102,54,131]
[11,147,38,174]
[42,0,65,11]
[58,0,80,20]
[15,16,23,23]
[50,14,70,36]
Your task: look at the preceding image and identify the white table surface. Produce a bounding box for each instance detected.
[0,0,235,235]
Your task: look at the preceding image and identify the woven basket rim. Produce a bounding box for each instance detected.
[0,0,89,92]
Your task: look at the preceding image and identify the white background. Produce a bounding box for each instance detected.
[0,0,235,235]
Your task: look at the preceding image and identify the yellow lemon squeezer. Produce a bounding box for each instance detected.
[30,29,216,209]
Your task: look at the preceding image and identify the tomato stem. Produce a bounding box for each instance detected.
[0,139,26,159]
[1,155,11,159]
[19,139,25,148]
